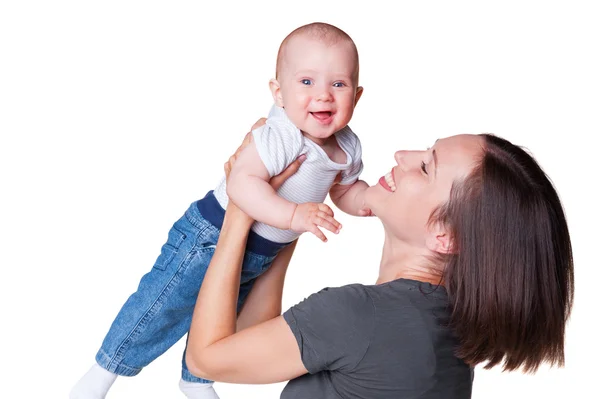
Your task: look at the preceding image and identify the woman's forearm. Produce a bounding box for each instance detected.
[187,208,253,355]
[236,239,298,332]
[185,134,307,380]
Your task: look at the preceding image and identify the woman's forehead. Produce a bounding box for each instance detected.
[434,134,483,172]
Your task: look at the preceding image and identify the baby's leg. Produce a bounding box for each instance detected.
[71,203,216,398]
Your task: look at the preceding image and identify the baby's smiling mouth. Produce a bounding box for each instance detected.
[310,111,333,121]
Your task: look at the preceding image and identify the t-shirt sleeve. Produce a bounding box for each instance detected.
[337,128,364,185]
[283,284,374,374]
[251,118,304,178]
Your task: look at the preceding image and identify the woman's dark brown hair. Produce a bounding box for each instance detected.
[432,134,574,372]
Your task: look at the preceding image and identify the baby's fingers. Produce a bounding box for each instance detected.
[308,225,328,242]
[314,212,342,234]
[251,118,267,131]
[357,208,373,217]
[317,203,335,217]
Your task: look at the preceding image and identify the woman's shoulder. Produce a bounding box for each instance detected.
[296,283,375,317]
[304,279,448,309]
[285,279,449,332]
[282,283,376,346]
[361,278,450,316]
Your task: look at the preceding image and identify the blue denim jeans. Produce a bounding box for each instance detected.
[96,191,289,383]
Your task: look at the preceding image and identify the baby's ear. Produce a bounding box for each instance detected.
[354,86,364,107]
[269,79,284,107]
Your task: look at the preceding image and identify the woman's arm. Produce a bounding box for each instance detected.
[185,203,307,383]
[236,239,298,332]
[185,132,308,383]
[226,121,299,331]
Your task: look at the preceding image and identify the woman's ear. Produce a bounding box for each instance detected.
[425,223,455,254]
[269,79,284,107]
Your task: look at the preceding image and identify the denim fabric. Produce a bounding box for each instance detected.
[96,196,288,383]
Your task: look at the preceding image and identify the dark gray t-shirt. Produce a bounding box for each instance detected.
[281,278,473,398]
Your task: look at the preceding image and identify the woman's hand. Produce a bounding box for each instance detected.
[223,118,306,223]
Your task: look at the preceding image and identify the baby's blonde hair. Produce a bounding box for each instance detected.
[275,22,359,82]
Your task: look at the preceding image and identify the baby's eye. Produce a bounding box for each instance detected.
[301,79,312,85]
[333,82,345,88]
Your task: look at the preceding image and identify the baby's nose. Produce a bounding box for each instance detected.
[316,88,333,101]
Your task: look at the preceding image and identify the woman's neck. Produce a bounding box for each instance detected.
[377,232,444,286]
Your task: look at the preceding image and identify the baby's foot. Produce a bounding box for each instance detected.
[70,363,117,399]
[179,379,220,399]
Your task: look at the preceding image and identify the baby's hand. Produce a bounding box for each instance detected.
[357,207,374,217]
[290,203,341,242]
[355,189,374,217]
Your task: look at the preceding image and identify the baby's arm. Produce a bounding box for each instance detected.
[329,129,371,216]
[227,140,341,241]
[227,141,296,229]
[329,179,371,217]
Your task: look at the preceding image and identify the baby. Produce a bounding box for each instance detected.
[71,22,368,399]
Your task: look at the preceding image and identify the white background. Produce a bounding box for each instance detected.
[1,1,598,398]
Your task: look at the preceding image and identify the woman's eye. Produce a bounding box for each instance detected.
[333,82,345,88]
[301,79,312,85]
[421,161,428,175]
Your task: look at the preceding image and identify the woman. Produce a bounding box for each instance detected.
[185,128,574,398]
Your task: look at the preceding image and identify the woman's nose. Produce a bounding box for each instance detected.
[394,151,406,173]
[394,151,421,169]
[394,150,408,165]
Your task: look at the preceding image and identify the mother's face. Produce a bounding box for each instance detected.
[365,134,484,247]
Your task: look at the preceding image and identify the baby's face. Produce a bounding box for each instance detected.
[274,35,362,141]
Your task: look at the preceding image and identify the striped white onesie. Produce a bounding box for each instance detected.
[213,105,363,243]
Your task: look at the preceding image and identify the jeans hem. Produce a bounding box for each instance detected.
[181,367,213,384]
[95,349,142,377]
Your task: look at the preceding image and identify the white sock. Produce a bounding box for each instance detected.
[179,379,220,399]
[70,363,118,399]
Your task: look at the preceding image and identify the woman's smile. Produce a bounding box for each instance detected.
[378,168,396,192]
